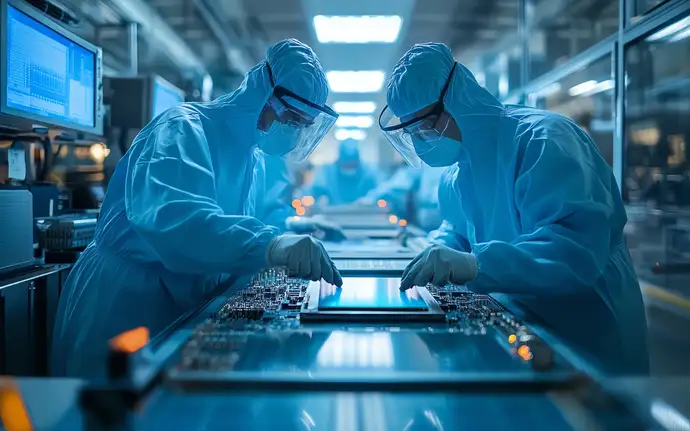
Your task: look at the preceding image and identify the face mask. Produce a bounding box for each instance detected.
[414,136,461,167]
[258,121,300,157]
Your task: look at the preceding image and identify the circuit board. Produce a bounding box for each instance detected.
[172,269,559,375]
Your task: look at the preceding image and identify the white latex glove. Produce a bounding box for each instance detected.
[400,244,477,291]
[267,235,343,286]
[285,217,347,242]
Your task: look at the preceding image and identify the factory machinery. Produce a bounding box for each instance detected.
[68,206,661,431]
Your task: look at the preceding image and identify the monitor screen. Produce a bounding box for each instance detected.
[318,277,429,311]
[5,5,95,128]
[89,185,104,201]
[152,79,183,118]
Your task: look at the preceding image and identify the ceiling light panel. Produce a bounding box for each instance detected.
[333,101,377,114]
[335,129,367,141]
[336,116,374,128]
[327,71,385,93]
[313,15,403,44]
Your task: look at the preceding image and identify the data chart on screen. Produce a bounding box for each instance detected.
[5,5,95,128]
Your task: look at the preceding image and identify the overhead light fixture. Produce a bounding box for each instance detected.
[333,101,377,114]
[335,129,367,141]
[669,26,690,42]
[568,80,598,96]
[579,80,615,97]
[326,71,385,93]
[313,15,403,44]
[336,116,374,129]
[651,400,690,431]
[569,80,614,98]
[646,16,690,42]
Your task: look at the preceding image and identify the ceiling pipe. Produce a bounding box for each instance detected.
[191,0,254,73]
[105,0,207,78]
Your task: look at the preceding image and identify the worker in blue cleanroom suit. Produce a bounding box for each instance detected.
[51,39,342,379]
[258,152,346,241]
[309,138,379,205]
[380,43,648,375]
[358,163,447,231]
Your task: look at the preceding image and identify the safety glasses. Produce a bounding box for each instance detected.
[265,62,339,161]
[379,63,457,167]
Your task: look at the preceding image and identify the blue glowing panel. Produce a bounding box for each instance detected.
[318,278,429,311]
[152,80,183,118]
[5,5,95,128]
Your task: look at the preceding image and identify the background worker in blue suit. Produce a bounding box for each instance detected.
[358,163,447,231]
[309,138,379,205]
[52,39,342,379]
[258,152,347,241]
[379,42,648,375]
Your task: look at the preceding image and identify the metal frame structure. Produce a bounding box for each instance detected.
[505,0,690,191]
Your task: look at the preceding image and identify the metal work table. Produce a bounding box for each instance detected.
[3,374,689,429]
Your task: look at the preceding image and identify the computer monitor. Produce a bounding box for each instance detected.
[152,76,185,119]
[106,75,184,129]
[0,0,103,135]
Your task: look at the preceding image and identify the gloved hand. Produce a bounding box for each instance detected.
[400,244,477,290]
[267,235,343,286]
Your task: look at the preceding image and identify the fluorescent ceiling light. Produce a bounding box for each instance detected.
[651,400,690,431]
[579,80,615,97]
[336,115,374,128]
[333,101,377,114]
[313,15,403,44]
[568,80,614,98]
[327,71,385,93]
[335,129,367,141]
[646,16,690,41]
[568,80,598,96]
[669,26,690,42]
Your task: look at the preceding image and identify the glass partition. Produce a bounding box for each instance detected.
[624,13,690,296]
[528,56,614,165]
[527,0,618,80]
[633,0,672,18]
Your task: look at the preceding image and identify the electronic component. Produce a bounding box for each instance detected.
[172,269,558,377]
[0,0,103,135]
[300,277,445,322]
[36,215,97,250]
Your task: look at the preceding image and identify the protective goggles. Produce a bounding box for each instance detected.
[266,62,338,161]
[379,62,457,168]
